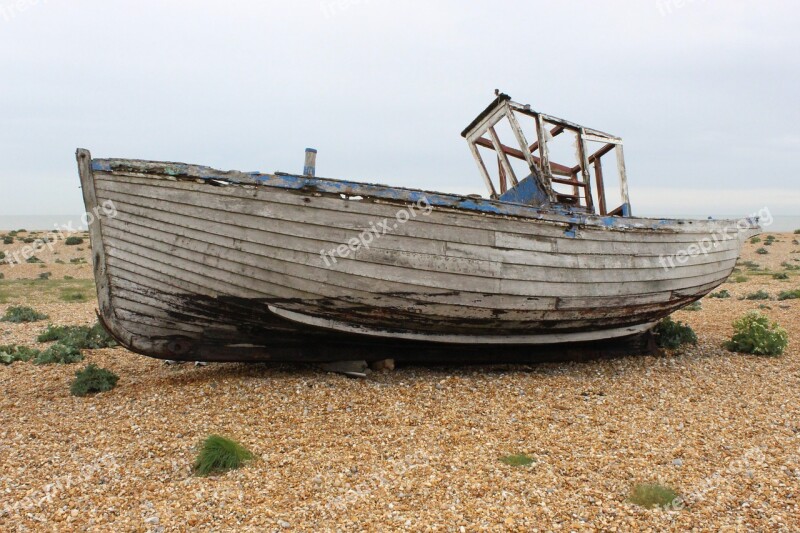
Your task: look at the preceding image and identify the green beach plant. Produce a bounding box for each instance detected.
[653,317,697,349]
[777,289,800,301]
[64,236,84,246]
[70,364,119,396]
[34,344,83,365]
[709,290,730,299]
[0,345,39,365]
[755,247,768,255]
[1,306,48,323]
[37,322,117,350]
[725,311,788,356]
[743,290,770,301]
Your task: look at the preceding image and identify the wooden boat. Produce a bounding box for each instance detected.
[76,93,758,363]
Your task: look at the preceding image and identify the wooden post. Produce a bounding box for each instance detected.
[615,145,631,215]
[497,156,507,194]
[594,158,607,216]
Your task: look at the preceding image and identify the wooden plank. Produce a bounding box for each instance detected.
[107,194,740,277]
[94,171,750,240]
[102,216,736,303]
[616,144,631,213]
[472,138,576,177]
[99,198,738,305]
[95,177,747,249]
[468,141,497,198]
[487,126,519,187]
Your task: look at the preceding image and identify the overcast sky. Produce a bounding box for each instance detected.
[1,0,798,218]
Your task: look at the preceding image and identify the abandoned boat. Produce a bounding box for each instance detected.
[76,93,758,362]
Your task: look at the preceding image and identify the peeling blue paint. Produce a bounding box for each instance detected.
[498,174,549,206]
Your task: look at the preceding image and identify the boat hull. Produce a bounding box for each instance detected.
[76,150,758,362]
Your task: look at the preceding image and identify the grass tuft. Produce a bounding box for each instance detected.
[499,453,535,466]
[70,364,119,396]
[733,275,749,283]
[1,306,48,323]
[194,435,255,476]
[683,301,702,311]
[64,236,84,246]
[628,483,682,509]
[725,311,788,357]
[749,236,761,244]
[653,317,697,349]
[60,290,88,302]
[755,247,769,255]
[773,272,789,280]
[709,290,730,299]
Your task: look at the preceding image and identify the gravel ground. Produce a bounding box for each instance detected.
[1,230,799,531]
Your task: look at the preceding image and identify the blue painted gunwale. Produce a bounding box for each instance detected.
[90,158,729,233]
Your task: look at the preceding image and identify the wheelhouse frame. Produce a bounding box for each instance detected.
[461,93,631,216]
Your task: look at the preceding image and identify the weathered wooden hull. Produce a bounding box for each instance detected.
[76,149,758,362]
